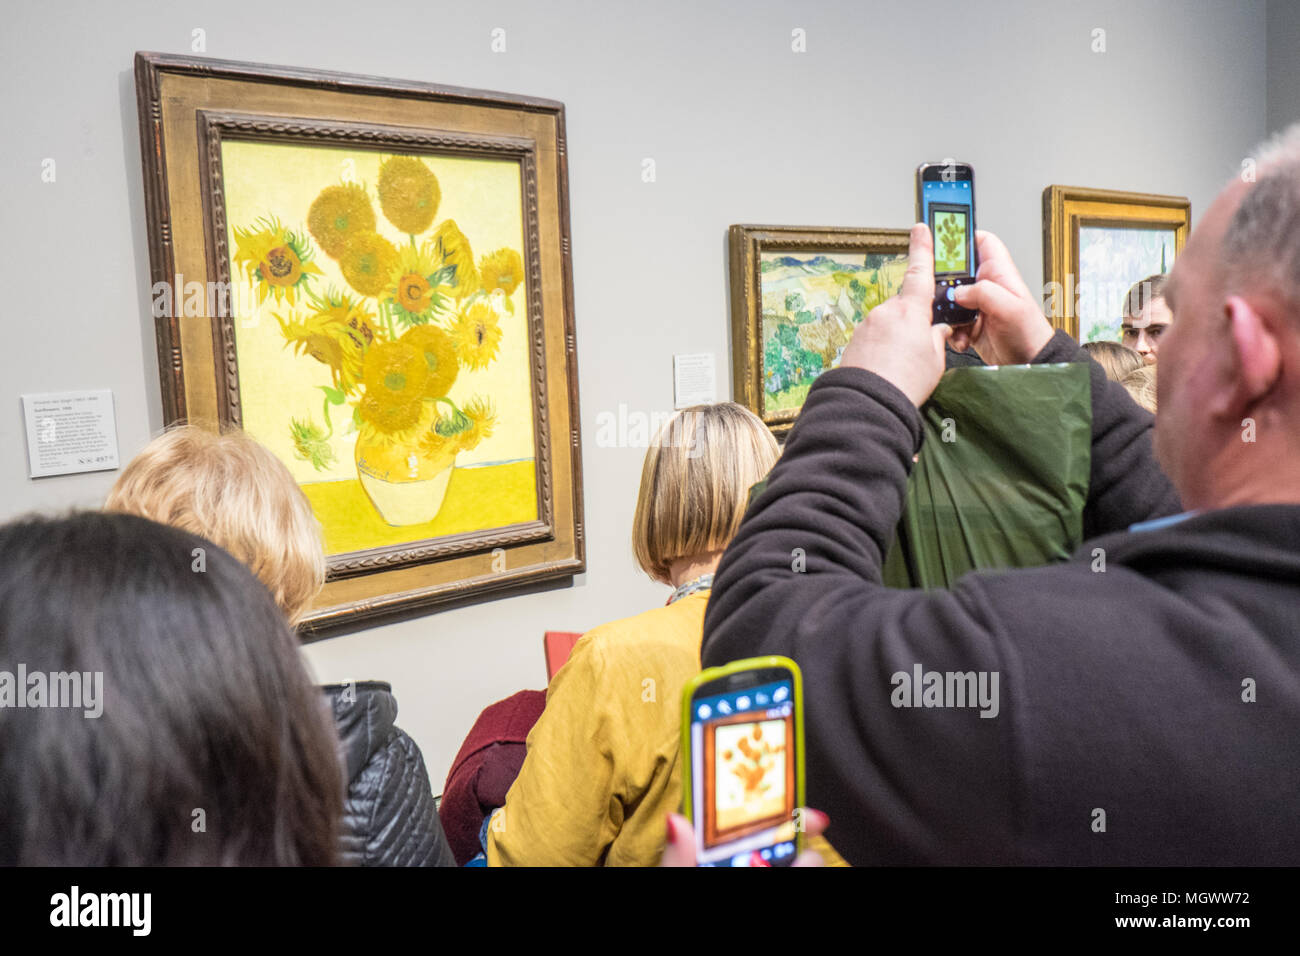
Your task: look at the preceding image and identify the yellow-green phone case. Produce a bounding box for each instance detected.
[679,655,806,859]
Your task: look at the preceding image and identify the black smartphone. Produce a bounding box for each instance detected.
[916,161,978,324]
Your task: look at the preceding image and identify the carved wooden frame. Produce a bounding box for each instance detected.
[1041,185,1191,340]
[135,52,585,637]
[728,224,910,438]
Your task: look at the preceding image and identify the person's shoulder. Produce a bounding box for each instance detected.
[572,594,706,667]
[958,556,1131,618]
[953,552,1187,661]
[583,593,704,642]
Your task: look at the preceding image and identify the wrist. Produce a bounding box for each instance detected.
[1025,320,1055,360]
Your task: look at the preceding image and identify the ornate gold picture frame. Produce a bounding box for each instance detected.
[1042,186,1191,341]
[134,52,584,636]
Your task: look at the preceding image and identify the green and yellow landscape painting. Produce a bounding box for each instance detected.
[759,250,907,414]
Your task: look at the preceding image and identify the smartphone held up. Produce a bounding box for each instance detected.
[916,161,979,325]
[680,656,805,867]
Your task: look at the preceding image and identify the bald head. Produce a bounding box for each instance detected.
[1220,127,1300,313]
[1153,128,1300,511]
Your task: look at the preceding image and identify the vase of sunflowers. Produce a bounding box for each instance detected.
[234,154,520,527]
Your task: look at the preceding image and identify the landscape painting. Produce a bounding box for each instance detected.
[1076,226,1176,342]
[759,251,906,413]
[730,226,911,436]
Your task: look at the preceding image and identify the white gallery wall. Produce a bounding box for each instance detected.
[0,0,1275,788]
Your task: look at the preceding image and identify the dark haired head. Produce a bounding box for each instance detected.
[0,511,342,865]
[1123,273,1168,321]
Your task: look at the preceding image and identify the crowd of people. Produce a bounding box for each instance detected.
[3,128,1299,866]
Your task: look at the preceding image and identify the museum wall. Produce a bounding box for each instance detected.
[1267,0,1300,134]
[0,0,1273,789]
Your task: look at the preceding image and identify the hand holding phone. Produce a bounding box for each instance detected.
[839,224,954,407]
[916,161,978,325]
[660,809,829,867]
[951,230,1057,365]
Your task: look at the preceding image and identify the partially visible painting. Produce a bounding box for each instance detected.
[1042,186,1190,341]
[1076,226,1176,342]
[135,53,584,634]
[730,225,909,436]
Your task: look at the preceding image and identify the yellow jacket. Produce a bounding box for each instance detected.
[486,590,847,867]
[487,592,707,866]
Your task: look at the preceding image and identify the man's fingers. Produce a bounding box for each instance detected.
[973,230,1033,298]
[933,322,954,350]
[899,222,935,303]
[954,277,1025,319]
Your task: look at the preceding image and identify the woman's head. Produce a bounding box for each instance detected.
[105,426,325,626]
[632,403,779,584]
[0,511,342,865]
[1081,339,1144,383]
[1122,363,1158,413]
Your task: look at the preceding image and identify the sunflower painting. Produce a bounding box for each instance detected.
[220,141,537,557]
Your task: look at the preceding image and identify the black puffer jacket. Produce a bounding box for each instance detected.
[323,681,456,866]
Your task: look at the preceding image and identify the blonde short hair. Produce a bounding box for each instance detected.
[1122,364,1158,414]
[632,403,779,584]
[105,426,326,626]
[1081,340,1143,383]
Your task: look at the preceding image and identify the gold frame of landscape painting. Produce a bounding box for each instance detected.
[729,224,910,438]
[134,52,584,637]
[1042,185,1191,341]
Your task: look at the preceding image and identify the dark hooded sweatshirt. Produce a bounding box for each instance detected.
[702,330,1300,865]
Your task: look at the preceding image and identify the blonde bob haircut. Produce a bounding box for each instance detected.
[104,426,326,627]
[632,402,779,584]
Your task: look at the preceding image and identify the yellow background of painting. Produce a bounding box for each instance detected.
[220,140,539,554]
[714,718,788,830]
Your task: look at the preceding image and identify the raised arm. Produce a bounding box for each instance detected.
[702,226,1021,864]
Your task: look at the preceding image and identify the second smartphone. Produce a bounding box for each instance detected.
[680,656,805,867]
[916,161,979,324]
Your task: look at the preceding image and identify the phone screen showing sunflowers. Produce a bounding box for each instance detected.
[685,669,800,867]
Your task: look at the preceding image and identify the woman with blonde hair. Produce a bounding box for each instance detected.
[105,425,455,866]
[105,426,325,625]
[486,402,780,866]
[1081,339,1143,383]
[1121,364,1158,413]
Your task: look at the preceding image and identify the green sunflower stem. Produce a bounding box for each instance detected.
[320,395,335,441]
[435,397,467,419]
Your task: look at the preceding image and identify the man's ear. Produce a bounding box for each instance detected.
[1220,295,1281,415]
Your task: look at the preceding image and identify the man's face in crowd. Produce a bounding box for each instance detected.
[1153,179,1250,507]
[1122,297,1173,364]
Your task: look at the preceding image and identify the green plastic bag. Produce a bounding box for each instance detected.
[881,362,1091,588]
[744,363,1091,589]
